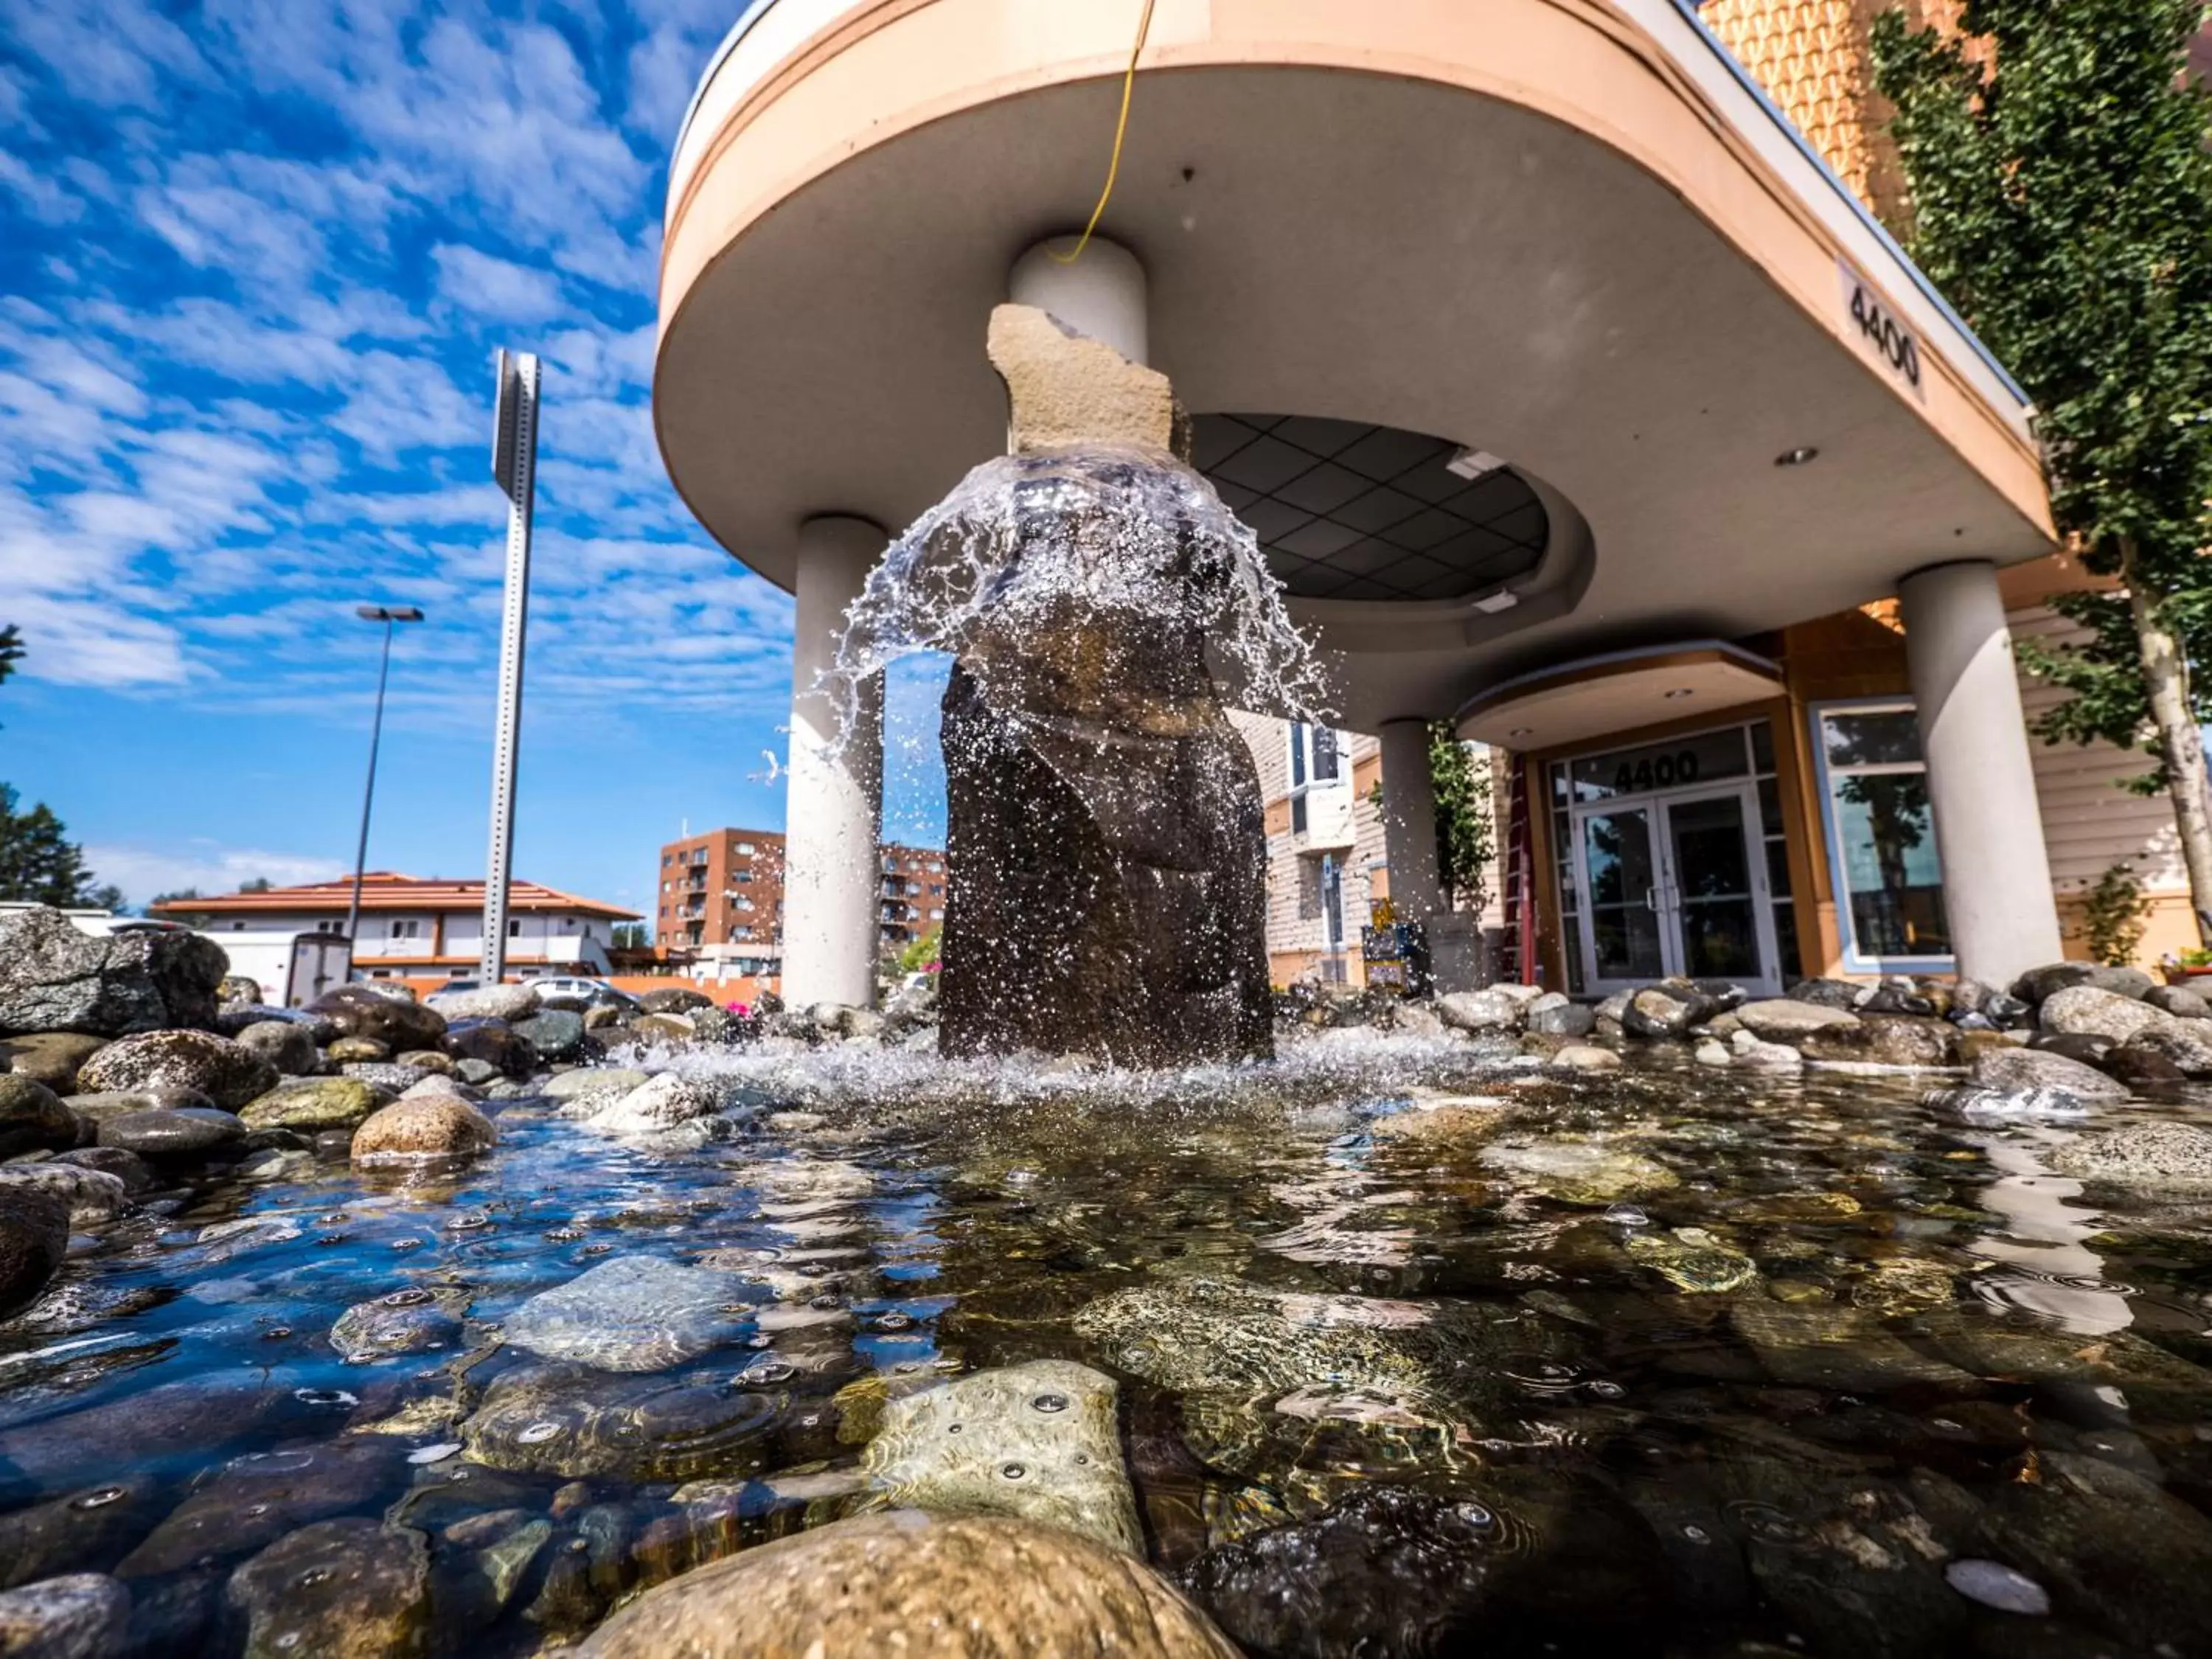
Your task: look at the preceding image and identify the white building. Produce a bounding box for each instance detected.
[151,872,639,995]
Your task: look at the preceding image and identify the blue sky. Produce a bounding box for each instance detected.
[0,0,949,917]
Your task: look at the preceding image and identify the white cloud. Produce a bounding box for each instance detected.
[432,242,570,324]
[81,841,346,907]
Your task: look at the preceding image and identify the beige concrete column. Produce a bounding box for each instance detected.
[1007,237,1148,364]
[782,515,885,1009]
[1899,559,2063,986]
[1378,719,1444,920]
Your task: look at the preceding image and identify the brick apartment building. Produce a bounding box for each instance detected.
[655,828,947,978]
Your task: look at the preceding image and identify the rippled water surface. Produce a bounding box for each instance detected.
[10,1035,2212,1655]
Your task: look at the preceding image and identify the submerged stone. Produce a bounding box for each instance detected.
[502,1256,747,1371]
[226,1517,431,1659]
[461,1363,779,1481]
[574,1512,1237,1658]
[117,1441,400,1576]
[0,1573,131,1658]
[1626,1229,1758,1293]
[1184,1486,1499,1659]
[329,1286,469,1359]
[858,1359,1140,1554]
[1478,1137,1680,1205]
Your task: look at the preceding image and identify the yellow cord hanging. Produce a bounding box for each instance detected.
[1046,0,1158,265]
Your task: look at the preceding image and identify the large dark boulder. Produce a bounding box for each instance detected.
[443,1018,538,1079]
[308,984,447,1053]
[937,657,1271,1065]
[0,908,227,1037]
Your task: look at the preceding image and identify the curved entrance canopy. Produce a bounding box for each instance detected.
[656,0,2052,731]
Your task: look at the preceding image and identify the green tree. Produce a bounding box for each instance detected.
[1429,721,1495,912]
[1873,0,2212,940]
[0,625,21,688]
[0,785,121,910]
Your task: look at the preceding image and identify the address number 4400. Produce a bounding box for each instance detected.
[1837,260,1924,398]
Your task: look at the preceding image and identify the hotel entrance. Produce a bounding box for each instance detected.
[1553,723,1794,998]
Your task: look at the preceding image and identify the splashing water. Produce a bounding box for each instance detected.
[827,445,1331,745]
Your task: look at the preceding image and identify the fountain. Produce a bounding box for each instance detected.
[834,305,1326,1065]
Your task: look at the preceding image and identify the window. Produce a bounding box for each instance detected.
[388,919,420,939]
[232,922,246,931]
[737,841,755,855]
[1813,703,1949,966]
[508,919,521,937]
[733,872,752,884]
[316,919,339,934]
[1284,722,1347,835]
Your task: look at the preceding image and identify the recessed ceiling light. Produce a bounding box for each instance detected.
[1663,688,1696,700]
[1775,446,1820,467]
[1447,447,1509,481]
[1507,727,1534,739]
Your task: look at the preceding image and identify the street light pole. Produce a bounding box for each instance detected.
[346,605,424,961]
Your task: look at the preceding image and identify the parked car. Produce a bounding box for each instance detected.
[529,975,643,1014]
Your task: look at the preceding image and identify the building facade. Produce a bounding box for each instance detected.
[152,874,639,993]
[653,0,2120,1005]
[654,828,947,977]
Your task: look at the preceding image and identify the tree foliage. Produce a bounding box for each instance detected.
[1872,0,2212,573]
[2015,585,2212,791]
[0,625,21,688]
[0,784,121,911]
[1429,722,1495,912]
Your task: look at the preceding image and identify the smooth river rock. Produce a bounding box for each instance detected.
[0,1074,80,1158]
[2049,1121,2212,1189]
[308,984,447,1054]
[349,1096,495,1163]
[77,1029,276,1111]
[1968,1044,2130,1105]
[237,1076,390,1132]
[0,1186,69,1316]
[1732,999,1861,1042]
[859,1359,1141,1554]
[97,1107,246,1160]
[0,1032,106,1093]
[503,1255,746,1371]
[232,1019,319,1077]
[575,1512,1238,1659]
[0,1163,131,1225]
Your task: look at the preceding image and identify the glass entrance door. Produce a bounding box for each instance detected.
[1579,807,1666,984]
[1665,790,1766,983]
[1572,783,1779,995]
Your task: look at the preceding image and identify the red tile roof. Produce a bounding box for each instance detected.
[148,872,639,922]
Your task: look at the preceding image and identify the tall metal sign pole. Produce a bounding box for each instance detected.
[481,349,540,984]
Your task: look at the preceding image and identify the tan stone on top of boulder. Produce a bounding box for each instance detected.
[350,1095,495,1163]
[0,1032,107,1094]
[576,1511,1238,1659]
[990,302,1178,456]
[1733,1000,1862,1043]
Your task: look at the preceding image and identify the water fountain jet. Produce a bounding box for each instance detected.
[835,305,1326,1065]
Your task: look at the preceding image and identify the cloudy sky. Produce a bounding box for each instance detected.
[0,0,950,914]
